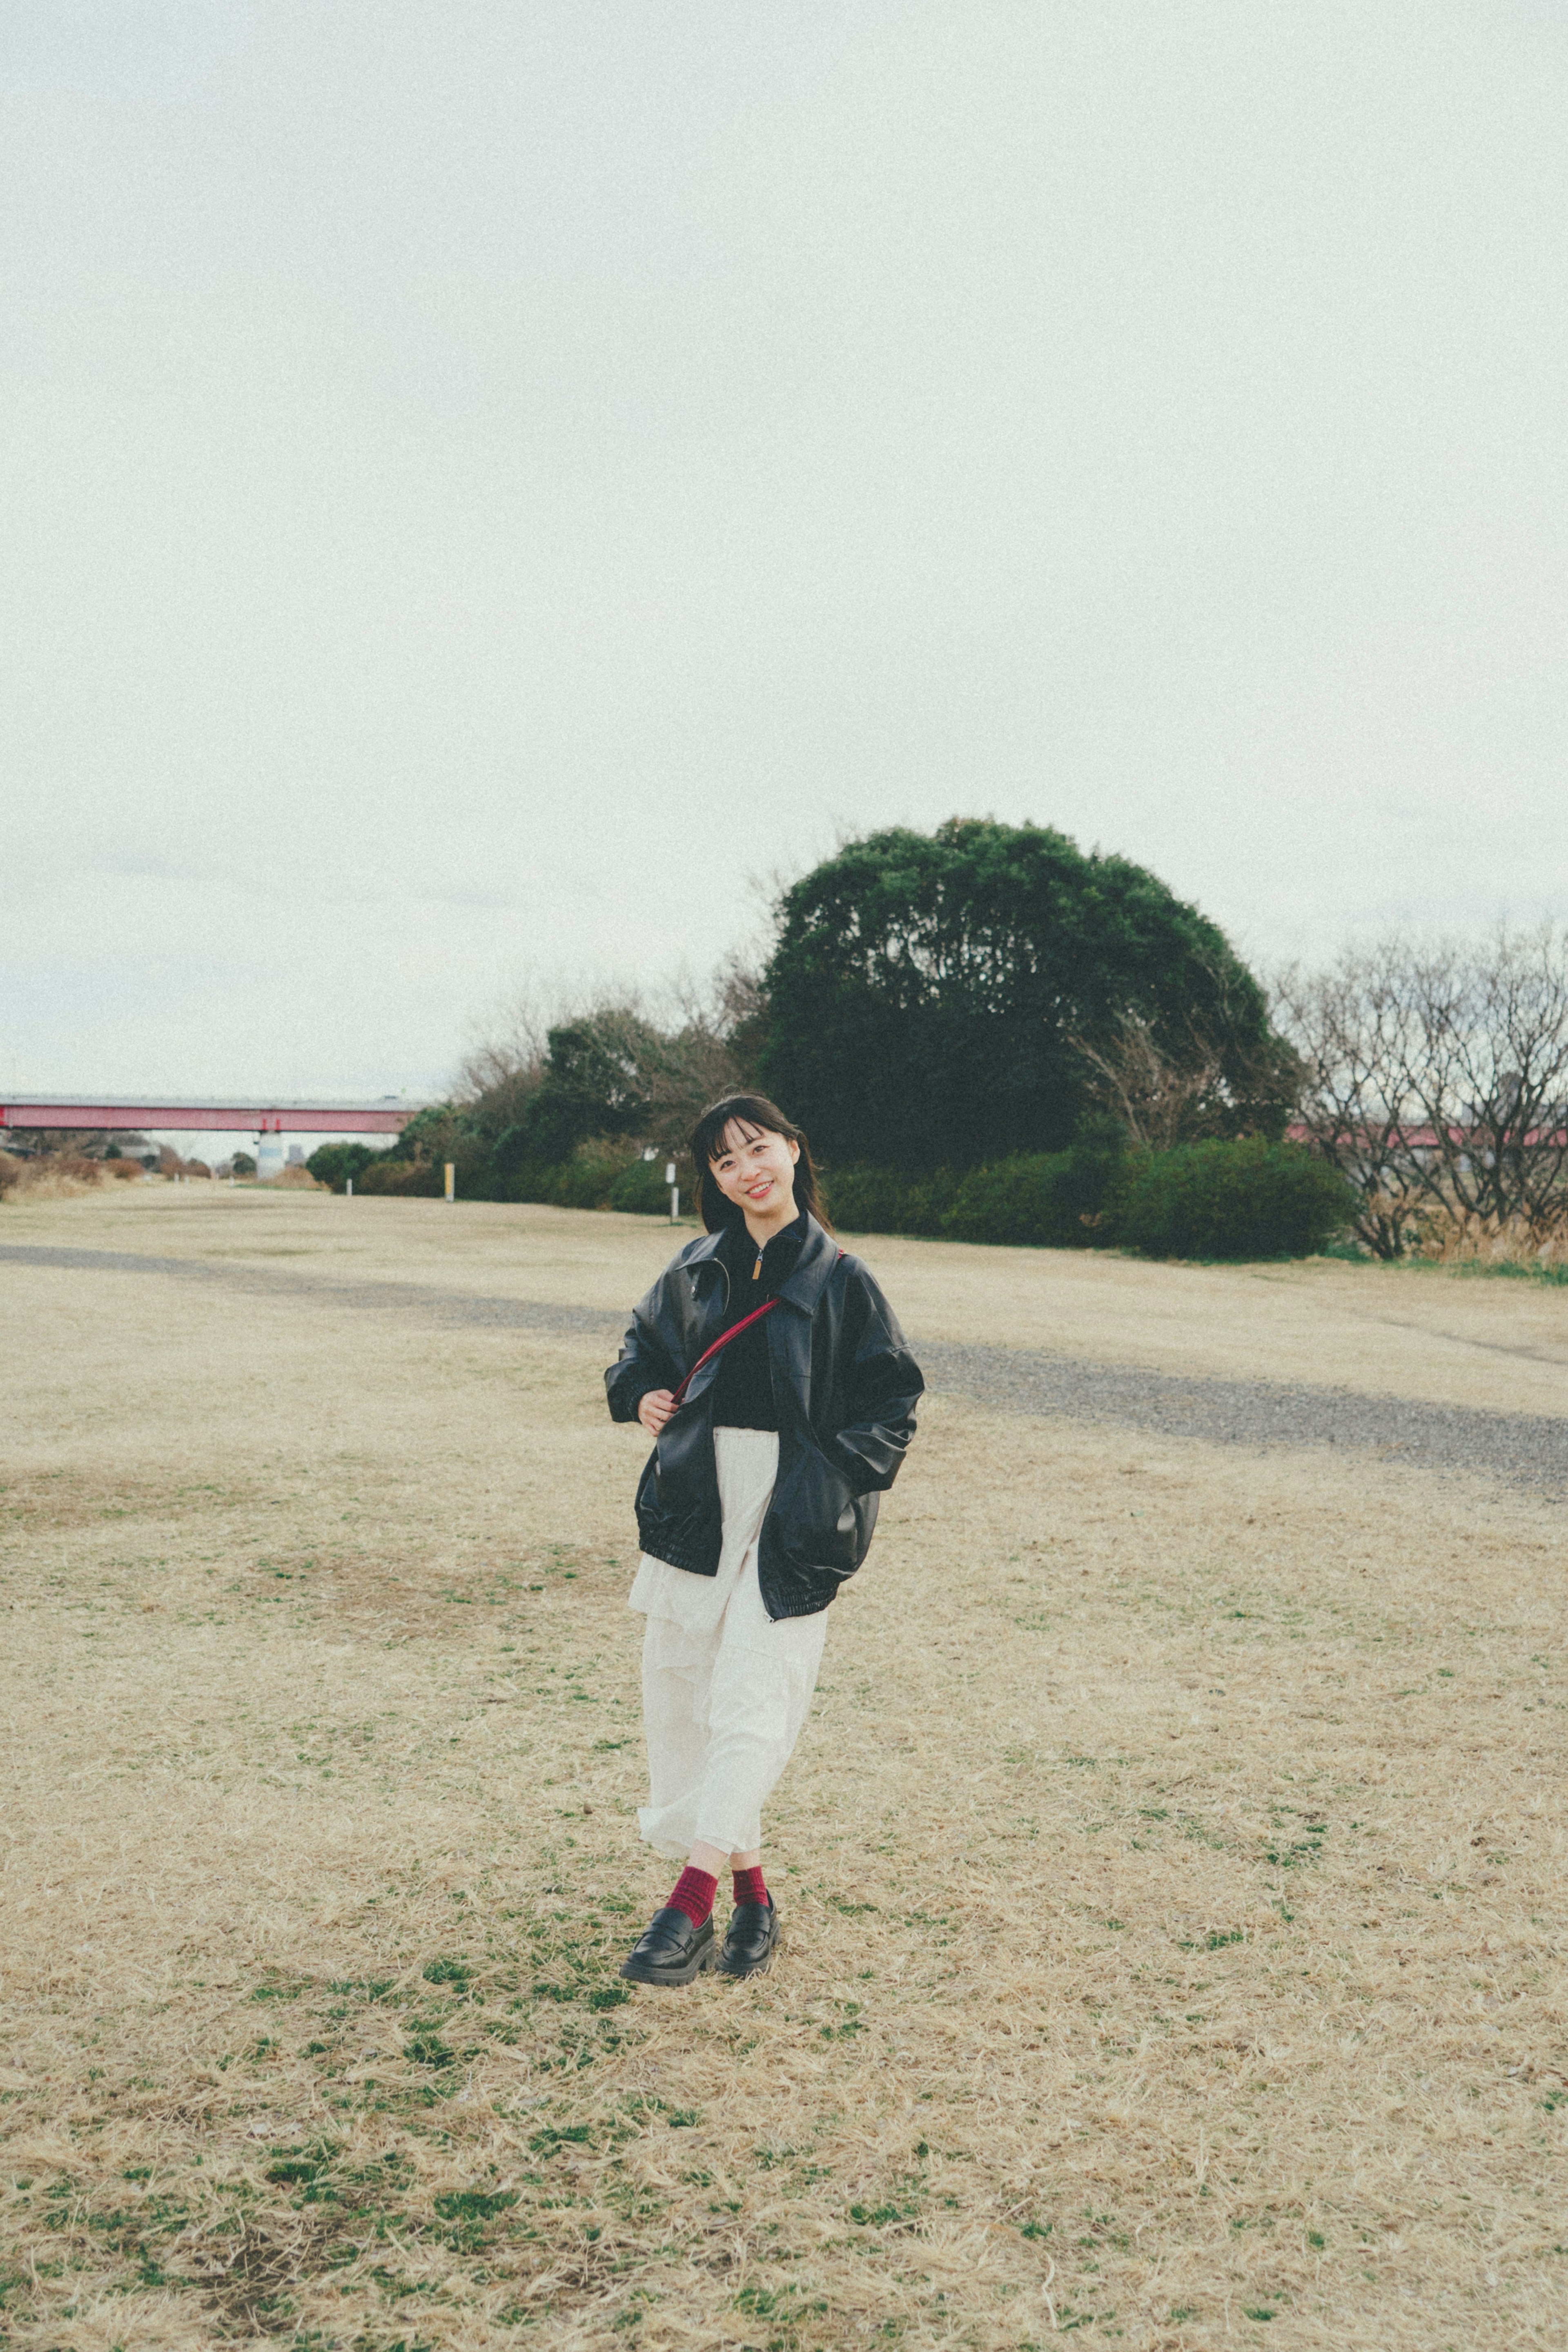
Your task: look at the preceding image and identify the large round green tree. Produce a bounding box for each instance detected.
[756,818,1286,1169]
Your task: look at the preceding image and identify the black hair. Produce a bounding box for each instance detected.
[689,1092,832,1235]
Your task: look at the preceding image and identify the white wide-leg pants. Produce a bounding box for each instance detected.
[627,1427,828,1861]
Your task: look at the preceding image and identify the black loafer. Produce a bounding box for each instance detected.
[619,1906,717,1988]
[719,1897,779,1979]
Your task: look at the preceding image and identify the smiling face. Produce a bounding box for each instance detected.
[707,1117,800,1228]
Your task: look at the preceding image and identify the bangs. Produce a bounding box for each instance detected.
[689,1094,795,1170]
[709,1118,766,1164]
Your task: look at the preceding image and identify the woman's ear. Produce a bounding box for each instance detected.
[788,1139,800,1163]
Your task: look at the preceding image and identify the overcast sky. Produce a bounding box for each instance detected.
[4,0,1566,1104]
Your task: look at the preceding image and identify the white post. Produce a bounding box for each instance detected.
[666,1161,678,1223]
[444,1161,456,1204]
[346,1177,353,1197]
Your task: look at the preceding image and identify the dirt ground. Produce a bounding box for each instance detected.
[2,1186,1565,2351]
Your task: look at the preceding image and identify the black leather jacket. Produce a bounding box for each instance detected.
[604,1213,923,1621]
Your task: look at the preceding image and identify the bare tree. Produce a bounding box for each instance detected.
[711,949,770,1079]
[1275,926,1568,1255]
[15,1127,151,1159]
[642,972,750,1148]
[1272,953,1427,1257]
[1402,927,1568,1241]
[452,969,753,1170]
[1068,994,1302,1154]
[452,978,580,1130]
[1069,1010,1234,1150]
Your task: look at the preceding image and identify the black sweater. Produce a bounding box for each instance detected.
[710,1206,807,1431]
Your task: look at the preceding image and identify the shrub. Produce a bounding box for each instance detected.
[546,1150,626,1211]
[306,1142,377,1193]
[356,1154,445,1197]
[943,1154,1082,1246]
[1112,1137,1354,1261]
[356,1111,496,1199]
[487,1139,663,1212]
[0,1152,107,1199]
[58,1153,105,1184]
[820,1166,960,1237]
[820,1130,1348,1260]
[608,1157,676,1215]
[944,1123,1126,1247]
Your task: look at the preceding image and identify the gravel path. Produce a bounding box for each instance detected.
[8,1241,1568,1496]
[915,1338,1568,1496]
[0,1242,624,1340]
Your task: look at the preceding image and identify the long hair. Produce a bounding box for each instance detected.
[689,1092,833,1236]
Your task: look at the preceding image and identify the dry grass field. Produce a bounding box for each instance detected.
[2,1186,1566,2352]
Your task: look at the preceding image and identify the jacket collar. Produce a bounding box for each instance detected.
[682,1225,727,1270]
[683,1212,838,1312]
[777,1212,840,1312]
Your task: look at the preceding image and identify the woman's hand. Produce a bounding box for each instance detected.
[637,1387,676,1436]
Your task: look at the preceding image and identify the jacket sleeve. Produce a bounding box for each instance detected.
[604,1285,682,1424]
[827,1265,924,1491]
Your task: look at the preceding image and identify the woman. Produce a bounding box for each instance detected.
[604,1093,923,1986]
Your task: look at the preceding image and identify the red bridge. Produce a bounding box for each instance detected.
[0,1097,419,1137]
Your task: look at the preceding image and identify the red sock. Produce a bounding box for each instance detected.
[732,1865,768,1908]
[667,1865,717,1928]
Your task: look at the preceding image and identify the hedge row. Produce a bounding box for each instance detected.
[330,1142,677,1215]
[826,1135,1351,1262]
[550,1155,672,1215]
[1114,1136,1354,1260]
[319,1130,1351,1261]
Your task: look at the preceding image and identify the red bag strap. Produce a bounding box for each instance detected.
[667,1249,844,1413]
[669,1298,780,1411]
